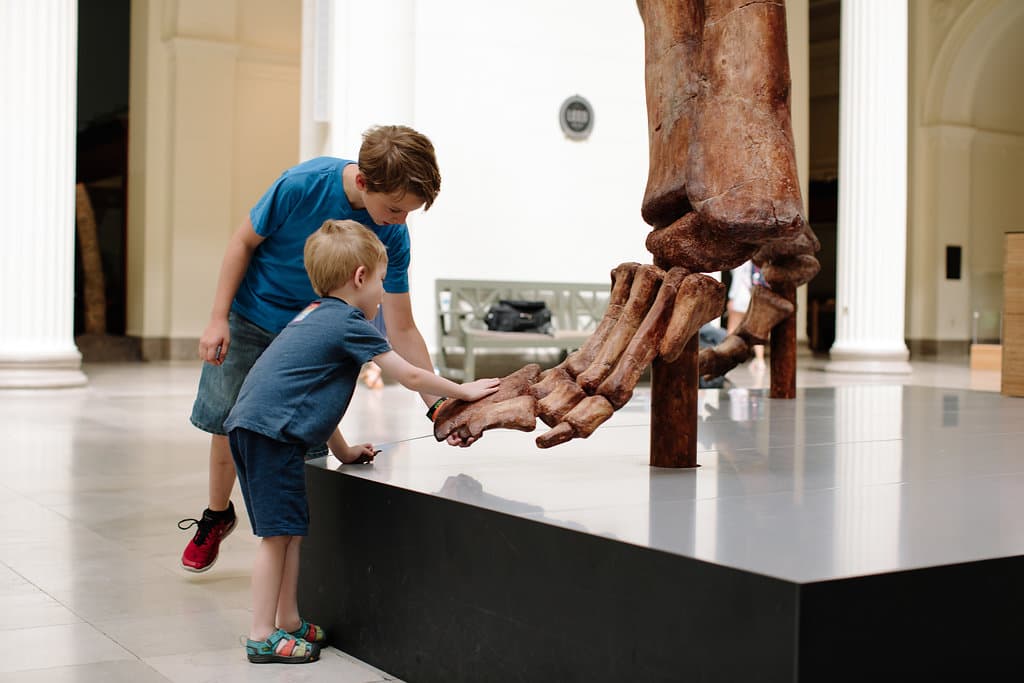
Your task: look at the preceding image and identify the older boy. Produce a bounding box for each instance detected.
[180,125,442,572]
[226,220,498,663]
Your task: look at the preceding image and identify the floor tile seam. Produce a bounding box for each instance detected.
[760,431,1024,449]
[83,618,168,663]
[515,475,924,512]
[92,610,256,655]
[706,435,907,455]
[888,466,1024,487]
[0,618,138,657]
[0,559,96,617]
[718,465,1024,500]
[16,555,227,600]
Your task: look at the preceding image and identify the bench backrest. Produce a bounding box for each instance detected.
[436,278,611,339]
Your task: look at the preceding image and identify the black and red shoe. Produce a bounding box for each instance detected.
[178,501,237,572]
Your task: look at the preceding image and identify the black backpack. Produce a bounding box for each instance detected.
[484,300,553,334]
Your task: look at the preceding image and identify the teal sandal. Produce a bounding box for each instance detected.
[287,619,327,645]
[245,628,319,664]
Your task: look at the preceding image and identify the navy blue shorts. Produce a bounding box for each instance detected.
[228,428,309,538]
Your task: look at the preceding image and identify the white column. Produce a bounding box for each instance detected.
[301,0,416,159]
[0,0,87,388]
[826,0,911,374]
[300,0,330,161]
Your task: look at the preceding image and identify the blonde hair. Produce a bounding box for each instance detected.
[304,220,388,296]
[359,125,441,209]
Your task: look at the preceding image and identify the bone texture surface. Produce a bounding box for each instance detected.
[434,0,819,452]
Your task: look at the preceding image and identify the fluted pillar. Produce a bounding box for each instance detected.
[301,0,415,159]
[826,0,911,374]
[0,0,87,388]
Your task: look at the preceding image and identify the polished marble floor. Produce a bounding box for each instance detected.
[0,354,1011,681]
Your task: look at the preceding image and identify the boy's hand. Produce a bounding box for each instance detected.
[425,398,478,447]
[457,378,501,403]
[199,318,230,365]
[446,432,480,448]
[340,443,377,465]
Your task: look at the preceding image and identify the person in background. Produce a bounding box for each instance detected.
[727,259,766,372]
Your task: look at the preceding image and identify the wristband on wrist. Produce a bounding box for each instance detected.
[426,397,448,421]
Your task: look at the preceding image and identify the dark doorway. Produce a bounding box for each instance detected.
[806,181,838,352]
[75,0,131,351]
[807,0,840,352]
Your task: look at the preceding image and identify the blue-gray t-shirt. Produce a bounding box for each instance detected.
[224,297,392,447]
[234,156,412,333]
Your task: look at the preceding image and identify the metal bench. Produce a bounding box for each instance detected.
[435,278,610,380]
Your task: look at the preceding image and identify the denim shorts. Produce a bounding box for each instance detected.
[228,428,309,537]
[190,312,276,436]
[190,312,327,458]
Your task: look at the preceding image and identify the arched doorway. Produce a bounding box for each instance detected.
[920,0,1024,346]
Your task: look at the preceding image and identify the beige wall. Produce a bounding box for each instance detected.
[127,0,301,356]
[125,1,1024,358]
[804,0,1024,348]
[788,0,811,206]
[908,0,1024,345]
[126,1,810,358]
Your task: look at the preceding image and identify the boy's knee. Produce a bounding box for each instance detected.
[261,535,292,546]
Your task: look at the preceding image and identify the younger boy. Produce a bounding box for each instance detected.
[224,220,498,664]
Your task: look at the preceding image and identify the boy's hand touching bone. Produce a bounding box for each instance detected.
[429,378,500,447]
[456,378,501,403]
[433,365,542,447]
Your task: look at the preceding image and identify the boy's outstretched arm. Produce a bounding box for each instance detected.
[326,428,377,464]
[381,292,439,407]
[373,350,499,403]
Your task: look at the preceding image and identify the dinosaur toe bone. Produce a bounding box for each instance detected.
[433,263,725,448]
[433,0,824,460]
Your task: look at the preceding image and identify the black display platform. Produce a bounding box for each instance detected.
[298,386,1024,681]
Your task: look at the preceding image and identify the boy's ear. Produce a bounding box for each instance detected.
[353,264,367,287]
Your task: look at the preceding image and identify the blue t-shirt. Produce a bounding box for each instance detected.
[224,297,392,447]
[234,156,412,333]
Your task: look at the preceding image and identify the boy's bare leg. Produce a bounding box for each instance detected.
[727,308,743,335]
[209,434,235,511]
[751,343,767,372]
[180,434,238,572]
[251,535,289,641]
[275,536,303,633]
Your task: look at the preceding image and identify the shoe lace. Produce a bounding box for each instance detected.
[177,516,214,546]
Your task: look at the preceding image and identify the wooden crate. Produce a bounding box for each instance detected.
[1003,233,1024,396]
[970,343,1002,372]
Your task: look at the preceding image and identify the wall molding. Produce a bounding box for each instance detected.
[138,336,201,361]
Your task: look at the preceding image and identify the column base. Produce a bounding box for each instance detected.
[823,344,911,375]
[0,352,88,389]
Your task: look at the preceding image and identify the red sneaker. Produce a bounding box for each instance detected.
[178,502,237,572]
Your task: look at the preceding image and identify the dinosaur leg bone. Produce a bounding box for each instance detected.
[698,285,794,382]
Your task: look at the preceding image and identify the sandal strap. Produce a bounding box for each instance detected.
[246,629,312,658]
[290,619,326,644]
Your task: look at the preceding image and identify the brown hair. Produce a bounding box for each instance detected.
[358,125,441,209]
[304,220,388,296]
